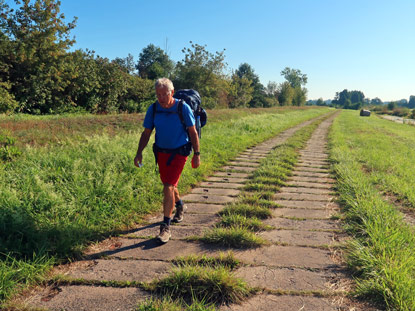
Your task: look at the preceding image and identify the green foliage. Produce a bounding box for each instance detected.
[0,82,18,113]
[173,42,227,108]
[234,63,267,108]
[332,89,365,110]
[0,130,21,161]
[227,74,254,108]
[137,44,174,79]
[173,252,241,270]
[280,67,308,88]
[136,297,217,311]
[277,81,294,106]
[1,0,77,113]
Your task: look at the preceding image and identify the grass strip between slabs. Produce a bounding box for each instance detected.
[199,114,330,248]
[329,110,415,311]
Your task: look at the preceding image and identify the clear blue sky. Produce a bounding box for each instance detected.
[19,0,415,101]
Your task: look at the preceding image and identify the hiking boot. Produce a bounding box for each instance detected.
[157,224,171,243]
[173,204,187,223]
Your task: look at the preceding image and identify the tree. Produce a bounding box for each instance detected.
[316,98,325,106]
[408,95,415,109]
[280,67,308,88]
[137,44,174,80]
[113,54,136,74]
[1,0,77,113]
[370,97,383,106]
[235,63,266,107]
[173,42,227,108]
[277,82,294,106]
[227,74,253,108]
[332,89,365,110]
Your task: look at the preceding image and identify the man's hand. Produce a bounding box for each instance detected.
[134,152,143,168]
[191,154,200,168]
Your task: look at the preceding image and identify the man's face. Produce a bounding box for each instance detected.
[156,86,174,107]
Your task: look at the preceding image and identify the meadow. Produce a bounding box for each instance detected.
[0,107,328,303]
[329,110,415,310]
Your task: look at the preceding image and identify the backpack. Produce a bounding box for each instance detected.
[173,89,207,138]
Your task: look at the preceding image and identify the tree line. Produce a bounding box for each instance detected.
[0,0,308,114]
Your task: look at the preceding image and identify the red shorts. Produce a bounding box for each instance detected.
[157,152,188,186]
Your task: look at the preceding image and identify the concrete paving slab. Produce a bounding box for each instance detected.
[220,294,346,311]
[294,166,329,172]
[126,224,207,240]
[234,245,334,269]
[263,218,340,231]
[260,229,336,246]
[292,171,333,178]
[181,193,236,204]
[233,157,261,163]
[274,199,335,209]
[234,266,343,292]
[102,239,223,260]
[289,181,334,189]
[288,176,336,183]
[272,208,338,219]
[274,193,334,202]
[28,286,149,311]
[222,166,257,172]
[174,213,220,226]
[228,161,260,167]
[199,181,245,189]
[183,203,224,214]
[206,176,248,183]
[214,172,251,178]
[281,186,334,195]
[191,187,241,196]
[67,259,171,282]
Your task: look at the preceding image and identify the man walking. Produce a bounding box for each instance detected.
[134,78,200,243]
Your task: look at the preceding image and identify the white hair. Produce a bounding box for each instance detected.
[155,78,174,92]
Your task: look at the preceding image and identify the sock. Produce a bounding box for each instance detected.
[175,199,183,207]
[163,216,171,226]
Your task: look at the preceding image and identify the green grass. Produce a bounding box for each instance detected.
[219,204,272,219]
[0,107,330,302]
[218,214,273,232]
[146,265,254,305]
[172,252,241,270]
[329,110,415,310]
[136,297,217,311]
[200,227,267,248]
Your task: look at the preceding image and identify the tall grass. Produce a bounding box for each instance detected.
[329,110,415,310]
[0,107,329,302]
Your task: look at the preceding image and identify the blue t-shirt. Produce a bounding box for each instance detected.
[143,99,195,149]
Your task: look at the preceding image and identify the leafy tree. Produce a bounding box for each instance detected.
[113,53,136,74]
[277,82,294,106]
[408,95,415,109]
[387,101,396,110]
[227,73,253,108]
[137,44,174,80]
[316,98,325,106]
[332,89,365,110]
[235,63,266,107]
[174,42,227,108]
[370,97,383,106]
[280,67,308,88]
[292,87,307,106]
[1,0,77,113]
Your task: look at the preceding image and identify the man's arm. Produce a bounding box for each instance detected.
[187,125,200,168]
[134,128,152,167]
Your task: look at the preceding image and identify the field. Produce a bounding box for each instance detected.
[0,107,328,303]
[330,110,415,310]
[1,107,415,310]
